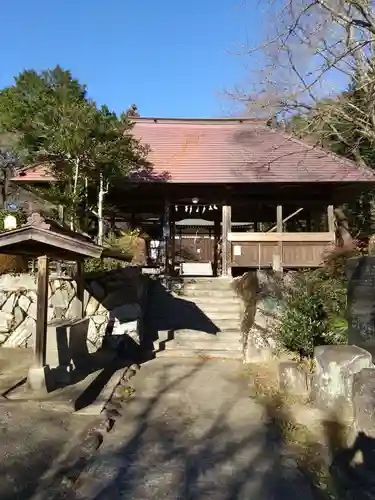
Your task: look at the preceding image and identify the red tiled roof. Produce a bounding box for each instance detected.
[12,163,56,183]
[133,118,375,183]
[11,117,375,184]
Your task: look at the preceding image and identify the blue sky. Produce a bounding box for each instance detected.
[1,1,259,118]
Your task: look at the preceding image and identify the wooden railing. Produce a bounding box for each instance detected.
[228,232,335,268]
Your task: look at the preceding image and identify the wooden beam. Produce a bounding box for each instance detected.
[222,205,232,277]
[228,232,335,242]
[267,208,304,232]
[34,255,49,368]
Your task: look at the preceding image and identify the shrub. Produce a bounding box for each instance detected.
[84,229,139,273]
[275,248,351,359]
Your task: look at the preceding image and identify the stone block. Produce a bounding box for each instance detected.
[2,316,36,347]
[18,294,31,313]
[27,365,50,392]
[0,291,8,307]
[50,287,71,308]
[28,302,37,320]
[353,368,375,437]
[279,361,309,395]
[313,345,372,410]
[0,273,37,292]
[112,319,139,344]
[2,293,16,313]
[66,296,82,318]
[0,311,14,333]
[86,296,100,316]
[13,305,25,329]
[45,318,91,370]
[87,318,100,346]
[111,303,141,322]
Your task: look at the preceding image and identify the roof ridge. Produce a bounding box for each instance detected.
[133,117,267,125]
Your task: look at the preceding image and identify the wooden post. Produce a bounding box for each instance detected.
[214,216,220,277]
[222,204,232,277]
[75,260,85,318]
[274,205,283,272]
[163,201,170,277]
[327,205,335,233]
[170,204,176,275]
[34,255,49,368]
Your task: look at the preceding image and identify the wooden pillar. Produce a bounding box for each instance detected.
[274,205,283,272]
[163,200,170,276]
[34,255,49,368]
[327,205,335,233]
[75,260,85,318]
[214,216,220,277]
[170,204,176,275]
[221,204,232,277]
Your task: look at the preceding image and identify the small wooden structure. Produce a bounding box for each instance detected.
[0,213,118,390]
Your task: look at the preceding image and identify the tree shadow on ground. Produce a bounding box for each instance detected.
[0,403,86,500]
[73,360,321,500]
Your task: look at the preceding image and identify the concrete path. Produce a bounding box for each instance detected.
[75,358,316,500]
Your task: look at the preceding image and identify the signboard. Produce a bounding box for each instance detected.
[233,245,242,256]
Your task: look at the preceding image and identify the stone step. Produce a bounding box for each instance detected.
[190,308,241,318]
[155,348,243,360]
[180,296,242,307]
[154,338,242,351]
[179,279,235,290]
[155,329,241,342]
[154,309,241,322]
[176,291,239,301]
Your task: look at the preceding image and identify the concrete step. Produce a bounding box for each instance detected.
[180,297,242,307]
[154,309,241,322]
[179,279,235,291]
[155,348,243,360]
[177,290,239,300]
[155,329,241,342]
[154,338,242,351]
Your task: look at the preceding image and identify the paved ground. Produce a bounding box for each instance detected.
[73,357,316,500]
[0,399,91,500]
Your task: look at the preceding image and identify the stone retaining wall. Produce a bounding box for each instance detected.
[0,267,148,350]
[233,270,285,362]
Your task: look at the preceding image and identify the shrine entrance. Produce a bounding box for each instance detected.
[168,202,221,277]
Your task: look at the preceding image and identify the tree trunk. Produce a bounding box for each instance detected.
[1,168,9,209]
[97,173,105,246]
[70,158,80,231]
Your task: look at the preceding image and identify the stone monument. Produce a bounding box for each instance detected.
[347,256,375,357]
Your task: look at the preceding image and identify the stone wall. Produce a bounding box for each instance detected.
[233,270,285,362]
[0,267,148,350]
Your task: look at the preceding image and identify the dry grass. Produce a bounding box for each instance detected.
[244,362,340,499]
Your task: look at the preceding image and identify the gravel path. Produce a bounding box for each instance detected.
[74,357,316,500]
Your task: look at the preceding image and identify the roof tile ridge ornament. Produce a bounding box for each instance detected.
[24,212,51,230]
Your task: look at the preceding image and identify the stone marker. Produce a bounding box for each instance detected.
[347,256,375,356]
[353,368,375,437]
[313,344,372,410]
[279,361,309,396]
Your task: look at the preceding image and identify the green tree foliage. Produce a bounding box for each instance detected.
[0,66,148,240]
